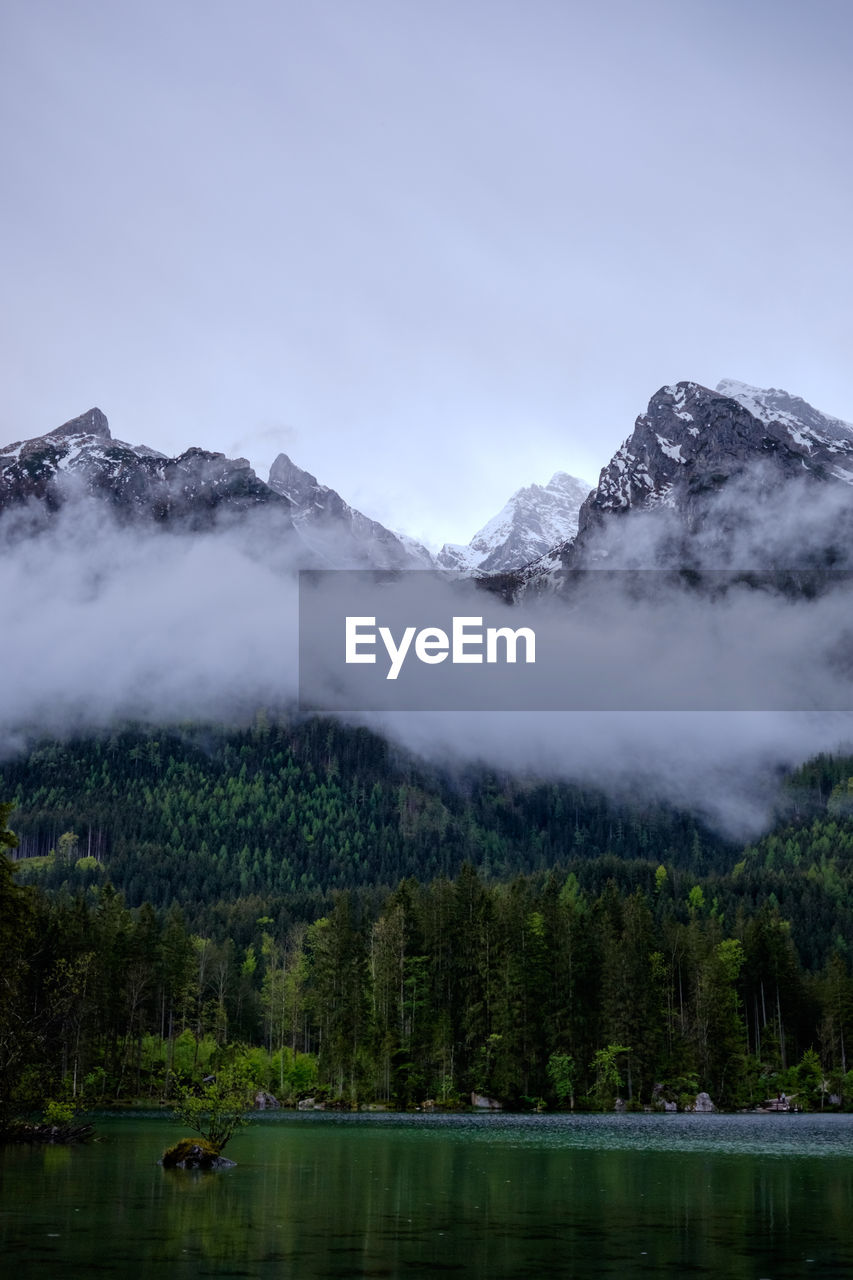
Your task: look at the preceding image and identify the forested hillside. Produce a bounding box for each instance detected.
[5,731,853,1118]
[0,717,729,904]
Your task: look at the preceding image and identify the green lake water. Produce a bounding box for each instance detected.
[2,1111,853,1277]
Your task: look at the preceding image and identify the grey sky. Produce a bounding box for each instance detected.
[2,0,852,547]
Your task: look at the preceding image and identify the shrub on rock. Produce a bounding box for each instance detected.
[161,1137,236,1170]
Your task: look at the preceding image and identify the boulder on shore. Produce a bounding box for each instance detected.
[470,1092,502,1110]
[254,1091,280,1110]
[692,1092,716,1113]
[161,1137,236,1170]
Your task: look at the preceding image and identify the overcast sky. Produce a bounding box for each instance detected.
[2,0,852,548]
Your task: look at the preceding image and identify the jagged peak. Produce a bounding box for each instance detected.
[266,451,432,567]
[437,469,590,573]
[269,453,319,489]
[644,382,716,418]
[49,408,111,441]
[545,470,591,492]
[659,380,707,400]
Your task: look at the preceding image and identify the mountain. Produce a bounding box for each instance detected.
[716,379,853,452]
[0,410,433,567]
[7,380,853,578]
[267,452,434,569]
[0,408,287,532]
[516,380,853,582]
[0,407,594,574]
[437,471,591,573]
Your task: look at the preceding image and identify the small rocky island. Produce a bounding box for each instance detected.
[160,1137,236,1170]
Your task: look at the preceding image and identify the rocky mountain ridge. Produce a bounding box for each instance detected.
[0,407,589,572]
[0,408,284,532]
[578,379,853,535]
[512,379,853,585]
[267,452,433,569]
[4,379,853,576]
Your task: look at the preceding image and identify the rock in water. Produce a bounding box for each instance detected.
[160,1137,236,1169]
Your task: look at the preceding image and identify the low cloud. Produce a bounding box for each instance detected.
[0,503,299,744]
[2,468,853,839]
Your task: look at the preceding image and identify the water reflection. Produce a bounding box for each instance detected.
[1,1113,851,1277]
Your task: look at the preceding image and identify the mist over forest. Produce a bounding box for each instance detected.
[3,460,853,837]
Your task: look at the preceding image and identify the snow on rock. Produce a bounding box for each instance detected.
[437,471,592,573]
[0,408,285,528]
[0,410,433,568]
[513,376,853,596]
[655,436,685,463]
[716,379,853,457]
[561,378,853,572]
[583,378,853,532]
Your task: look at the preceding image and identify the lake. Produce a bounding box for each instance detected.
[2,1111,852,1277]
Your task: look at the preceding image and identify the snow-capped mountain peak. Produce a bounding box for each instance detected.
[579,378,853,532]
[557,378,853,574]
[437,471,591,573]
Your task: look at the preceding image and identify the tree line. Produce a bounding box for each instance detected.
[3,810,852,1120]
[4,732,853,1121]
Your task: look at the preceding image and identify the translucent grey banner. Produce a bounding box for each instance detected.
[298,569,853,712]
